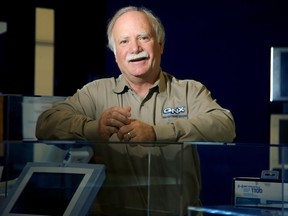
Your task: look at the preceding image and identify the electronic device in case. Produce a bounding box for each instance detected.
[0,162,105,216]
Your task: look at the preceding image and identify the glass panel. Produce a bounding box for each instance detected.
[0,95,288,216]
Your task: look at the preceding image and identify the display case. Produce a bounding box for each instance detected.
[0,95,287,216]
[0,141,287,216]
[0,140,187,215]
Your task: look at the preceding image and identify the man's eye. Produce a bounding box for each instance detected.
[139,36,149,41]
[120,40,128,45]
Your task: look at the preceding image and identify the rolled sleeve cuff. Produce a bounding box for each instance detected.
[153,125,176,141]
[84,120,100,140]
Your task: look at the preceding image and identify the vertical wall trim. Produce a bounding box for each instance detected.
[34,8,54,96]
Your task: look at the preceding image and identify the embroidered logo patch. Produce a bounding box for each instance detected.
[162,106,187,118]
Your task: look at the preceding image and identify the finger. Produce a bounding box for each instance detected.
[127,132,132,140]
[107,125,119,134]
[117,129,134,141]
[110,109,131,126]
[108,116,129,128]
[124,133,131,142]
[117,129,126,141]
[123,132,135,142]
[112,106,131,118]
[117,124,131,138]
[122,106,131,116]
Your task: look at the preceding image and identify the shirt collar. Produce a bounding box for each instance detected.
[113,74,129,94]
[113,70,166,94]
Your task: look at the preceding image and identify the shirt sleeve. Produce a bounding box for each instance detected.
[35,87,102,140]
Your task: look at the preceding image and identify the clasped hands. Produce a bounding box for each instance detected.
[98,106,156,142]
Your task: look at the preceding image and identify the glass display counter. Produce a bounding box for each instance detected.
[0,141,287,216]
[0,95,287,215]
[0,140,187,216]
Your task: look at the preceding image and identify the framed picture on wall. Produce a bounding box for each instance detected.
[270,47,288,102]
[270,114,288,170]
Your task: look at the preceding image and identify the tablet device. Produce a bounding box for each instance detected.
[0,162,105,216]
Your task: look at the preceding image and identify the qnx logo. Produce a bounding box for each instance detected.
[163,106,185,114]
[162,106,187,118]
[163,106,187,118]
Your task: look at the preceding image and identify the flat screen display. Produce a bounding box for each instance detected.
[270,114,288,170]
[270,47,288,101]
[10,172,84,215]
[0,162,105,216]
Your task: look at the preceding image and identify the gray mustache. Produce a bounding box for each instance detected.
[126,51,149,62]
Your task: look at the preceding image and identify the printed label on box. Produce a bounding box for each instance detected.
[234,179,288,208]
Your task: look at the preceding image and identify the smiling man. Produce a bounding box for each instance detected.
[36,6,236,216]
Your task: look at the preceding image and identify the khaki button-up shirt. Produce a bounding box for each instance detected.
[36,71,236,215]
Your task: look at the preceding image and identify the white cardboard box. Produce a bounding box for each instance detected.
[233,177,288,208]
